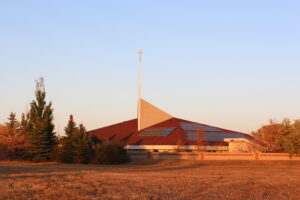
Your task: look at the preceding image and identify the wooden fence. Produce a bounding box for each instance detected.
[128,152,300,160]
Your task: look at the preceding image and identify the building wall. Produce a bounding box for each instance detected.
[127,140,263,153]
[126,145,229,152]
[128,152,300,160]
[225,138,264,153]
[228,141,260,153]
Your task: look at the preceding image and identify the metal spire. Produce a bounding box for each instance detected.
[137,49,143,130]
[137,49,143,100]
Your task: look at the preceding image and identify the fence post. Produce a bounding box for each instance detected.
[199,152,205,160]
[255,152,259,160]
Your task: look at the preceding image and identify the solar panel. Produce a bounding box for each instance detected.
[180,122,221,131]
[204,132,248,141]
[139,127,176,136]
[203,126,221,132]
[185,131,198,141]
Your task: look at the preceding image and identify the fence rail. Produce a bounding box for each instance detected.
[128,152,300,160]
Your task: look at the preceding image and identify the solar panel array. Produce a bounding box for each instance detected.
[180,122,221,131]
[139,127,176,136]
[180,122,247,142]
[204,132,247,141]
[185,131,199,141]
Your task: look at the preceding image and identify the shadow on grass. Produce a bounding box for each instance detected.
[0,173,68,180]
[0,159,206,177]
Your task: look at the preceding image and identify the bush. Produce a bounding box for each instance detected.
[93,141,130,164]
[0,114,29,161]
[57,142,74,163]
[0,144,7,160]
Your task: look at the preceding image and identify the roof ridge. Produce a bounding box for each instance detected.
[88,118,137,132]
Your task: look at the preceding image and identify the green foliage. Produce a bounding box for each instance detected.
[58,116,94,164]
[93,141,130,164]
[21,113,29,136]
[26,78,57,162]
[58,115,77,163]
[280,132,300,155]
[72,124,95,164]
[252,118,300,155]
[277,119,300,155]
[65,115,77,138]
[1,78,130,164]
[58,115,129,165]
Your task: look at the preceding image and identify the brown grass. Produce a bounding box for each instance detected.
[1,160,300,200]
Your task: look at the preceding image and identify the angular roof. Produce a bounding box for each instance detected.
[89,117,258,146]
[89,119,137,143]
[89,98,262,147]
[138,98,172,130]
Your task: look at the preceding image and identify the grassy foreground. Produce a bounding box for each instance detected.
[1,160,300,200]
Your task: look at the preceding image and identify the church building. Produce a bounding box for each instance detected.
[89,50,263,153]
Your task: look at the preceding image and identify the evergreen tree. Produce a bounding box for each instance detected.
[59,115,77,163]
[73,124,94,164]
[20,113,29,134]
[27,77,57,161]
[65,115,77,137]
[6,113,19,129]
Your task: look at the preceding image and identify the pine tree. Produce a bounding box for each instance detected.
[6,113,19,130]
[21,113,29,133]
[59,115,77,163]
[73,124,94,164]
[27,77,57,161]
[64,115,77,137]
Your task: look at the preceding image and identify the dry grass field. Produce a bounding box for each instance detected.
[1,160,300,200]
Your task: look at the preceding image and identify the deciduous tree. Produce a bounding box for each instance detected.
[0,113,28,160]
[252,119,281,152]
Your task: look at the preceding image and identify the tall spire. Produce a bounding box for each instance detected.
[137,49,143,130]
[137,49,143,101]
[136,50,173,131]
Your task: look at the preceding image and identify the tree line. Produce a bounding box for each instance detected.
[1,77,300,161]
[0,78,129,164]
[252,119,300,154]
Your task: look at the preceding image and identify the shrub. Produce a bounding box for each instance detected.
[0,113,29,160]
[93,141,130,164]
[57,141,74,163]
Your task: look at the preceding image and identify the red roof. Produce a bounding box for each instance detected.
[89,117,260,146]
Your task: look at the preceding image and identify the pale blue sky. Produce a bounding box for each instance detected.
[0,0,299,134]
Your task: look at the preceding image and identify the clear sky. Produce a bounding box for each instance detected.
[0,0,299,135]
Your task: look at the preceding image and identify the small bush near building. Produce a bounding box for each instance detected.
[93,141,130,164]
